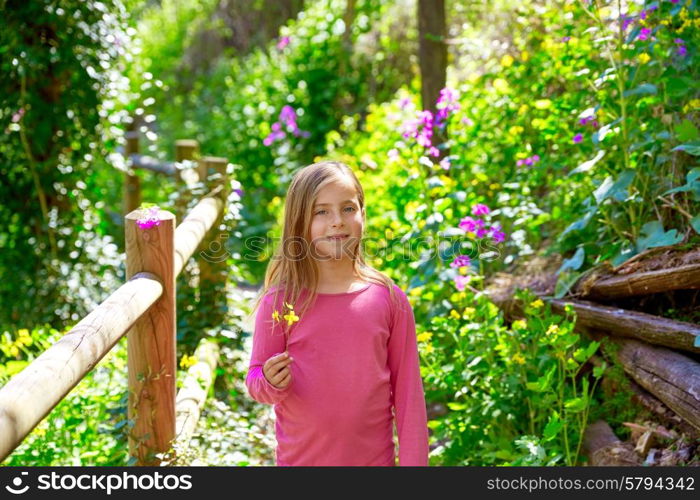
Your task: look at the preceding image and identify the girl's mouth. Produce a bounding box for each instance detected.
[327,234,350,240]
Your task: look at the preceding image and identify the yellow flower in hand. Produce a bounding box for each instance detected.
[272,310,281,322]
[283,310,299,326]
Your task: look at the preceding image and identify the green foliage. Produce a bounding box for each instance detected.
[414,287,603,465]
[1,326,129,465]
[0,0,133,329]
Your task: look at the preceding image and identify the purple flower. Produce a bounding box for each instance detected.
[398,97,412,109]
[136,207,161,230]
[279,105,296,125]
[475,227,489,238]
[489,224,506,243]
[472,204,490,216]
[461,117,474,126]
[277,36,290,50]
[516,159,525,166]
[562,36,571,42]
[638,27,652,41]
[524,157,533,166]
[233,188,244,197]
[459,216,479,233]
[678,45,688,57]
[532,154,540,162]
[11,108,25,123]
[435,87,461,128]
[454,275,470,291]
[428,146,440,157]
[450,254,471,268]
[573,133,583,144]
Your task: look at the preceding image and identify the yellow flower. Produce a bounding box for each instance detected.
[530,299,544,309]
[492,78,510,93]
[450,309,461,320]
[638,53,651,64]
[417,332,433,343]
[9,345,19,357]
[501,54,514,68]
[534,99,552,110]
[424,344,435,354]
[521,50,529,62]
[509,125,524,136]
[512,319,527,330]
[283,310,300,326]
[179,354,198,369]
[272,310,281,322]
[459,266,469,276]
[462,307,476,319]
[518,104,529,115]
[513,353,526,365]
[546,324,560,336]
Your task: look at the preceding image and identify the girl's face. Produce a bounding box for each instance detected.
[309,178,364,262]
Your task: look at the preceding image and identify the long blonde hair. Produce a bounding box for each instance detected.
[248,160,399,341]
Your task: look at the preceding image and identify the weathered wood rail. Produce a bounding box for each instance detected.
[0,147,231,465]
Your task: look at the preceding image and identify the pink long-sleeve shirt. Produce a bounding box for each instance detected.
[245,281,429,466]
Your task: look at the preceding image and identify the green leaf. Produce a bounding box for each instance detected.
[636,221,683,251]
[593,170,635,204]
[554,270,584,299]
[623,83,657,97]
[543,413,563,441]
[447,402,468,411]
[569,150,606,175]
[691,215,700,234]
[675,119,700,142]
[593,361,607,378]
[672,141,700,156]
[557,246,585,274]
[564,397,587,413]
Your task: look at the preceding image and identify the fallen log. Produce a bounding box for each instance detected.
[612,337,700,432]
[627,380,700,440]
[578,263,700,300]
[582,420,640,466]
[488,290,700,354]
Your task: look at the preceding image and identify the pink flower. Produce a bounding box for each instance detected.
[450,254,471,268]
[440,157,451,170]
[573,133,583,144]
[11,108,25,123]
[459,216,478,232]
[472,204,490,216]
[277,36,290,50]
[454,275,470,291]
[136,206,161,230]
[638,27,652,41]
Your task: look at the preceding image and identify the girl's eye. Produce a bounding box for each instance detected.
[315,210,326,215]
[344,206,356,212]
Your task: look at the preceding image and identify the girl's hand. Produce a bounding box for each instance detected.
[263,352,294,389]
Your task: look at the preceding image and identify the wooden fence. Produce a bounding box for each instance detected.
[0,128,232,465]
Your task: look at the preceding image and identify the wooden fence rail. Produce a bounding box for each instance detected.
[0,140,230,464]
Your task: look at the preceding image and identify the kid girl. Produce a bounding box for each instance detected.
[245,160,429,466]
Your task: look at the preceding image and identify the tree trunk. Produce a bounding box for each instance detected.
[418,0,446,114]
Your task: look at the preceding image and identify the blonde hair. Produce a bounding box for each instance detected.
[248,160,399,341]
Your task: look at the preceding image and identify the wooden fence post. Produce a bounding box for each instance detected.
[124,123,141,214]
[197,156,229,324]
[174,139,199,222]
[125,207,176,465]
